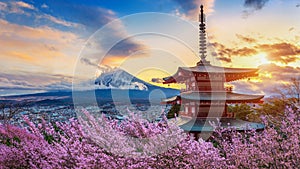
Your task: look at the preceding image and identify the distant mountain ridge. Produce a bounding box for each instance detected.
[0,69,179,106]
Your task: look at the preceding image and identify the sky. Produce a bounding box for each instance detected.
[0,0,300,97]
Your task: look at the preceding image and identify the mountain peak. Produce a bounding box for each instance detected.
[95,68,149,91]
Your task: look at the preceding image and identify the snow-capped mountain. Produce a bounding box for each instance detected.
[95,68,149,91]
[0,69,180,106]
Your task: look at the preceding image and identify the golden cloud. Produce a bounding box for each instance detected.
[257,43,300,64]
[210,42,258,62]
[210,39,300,64]
[0,19,82,76]
[236,34,257,44]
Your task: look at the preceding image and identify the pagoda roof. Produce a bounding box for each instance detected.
[162,91,264,103]
[173,117,265,132]
[162,64,259,83]
[180,65,258,73]
[162,95,180,103]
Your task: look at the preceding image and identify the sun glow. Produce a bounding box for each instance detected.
[248,77,262,83]
[231,52,270,68]
[259,72,273,78]
[254,52,270,65]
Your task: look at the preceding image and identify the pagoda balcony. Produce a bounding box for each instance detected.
[180,87,233,92]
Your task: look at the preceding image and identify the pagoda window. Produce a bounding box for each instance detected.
[185,107,188,113]
[179,71,182,76]
[191,107,196,114]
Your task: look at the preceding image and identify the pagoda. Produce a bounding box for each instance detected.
[162,5,264,138]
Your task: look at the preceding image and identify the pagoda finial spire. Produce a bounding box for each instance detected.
[197,5,210,66]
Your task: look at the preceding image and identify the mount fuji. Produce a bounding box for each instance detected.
[0,69,179,106]
[94,68,149,91]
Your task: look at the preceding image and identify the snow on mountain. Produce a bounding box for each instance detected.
[94,68,149,91]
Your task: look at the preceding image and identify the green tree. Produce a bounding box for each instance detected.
[256,99,286,117]
[228,104,253,121]
[167,104,181,119]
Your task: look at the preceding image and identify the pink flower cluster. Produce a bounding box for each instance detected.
[0,107,299,168]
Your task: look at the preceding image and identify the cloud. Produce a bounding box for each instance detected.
[0,72,73,91]
[69,5,148,67]
[1,1,148,66]
[0,1,35,15]
[41,3,48,9]
[0,2,148,94]
[80,58,113,74]
[36,14,79,27]
[242,0,270,18]
[0,1,78,28]
[236,34,257,43]
[244,0,269,10]
[232,47,258,56]
[80,58,99,68]
[231,81,264,95]
[79,26,148,68]
[209,42,258,62]
[41,4,147,60]
[14,1,35,10]
[63,5,116,32]
[289,27,294,32]
[0,19,78,45]
[173,0,215,20]
[0,2,7,11]
[0,18,82,77]
[257,42,300,64]
[210,39,300,64]
[231,63,300,97]
[173,0,196,13]
[217,56,232,63]
[259,64,300,77]
[107,38,148,57]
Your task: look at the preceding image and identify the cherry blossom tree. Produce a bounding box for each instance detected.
[0,106,299,168]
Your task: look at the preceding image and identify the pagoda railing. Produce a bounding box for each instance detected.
[180,87,233,92]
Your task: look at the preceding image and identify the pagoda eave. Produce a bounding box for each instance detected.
[161,92,264,104]
[173,117,265,132]
[162,66,259,84]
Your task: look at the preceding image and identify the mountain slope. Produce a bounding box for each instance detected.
[95,68,149,91]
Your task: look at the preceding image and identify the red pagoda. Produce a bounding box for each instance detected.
[162,5,264,137]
